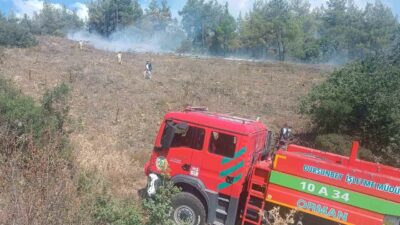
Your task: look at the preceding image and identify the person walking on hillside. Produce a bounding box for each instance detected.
[144,60,152,79]
[117,52,122,65]
[79,41,84,50]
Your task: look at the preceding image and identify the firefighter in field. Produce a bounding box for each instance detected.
[117,52,122,64]
[144,60,152,79]
[276,123,292,150]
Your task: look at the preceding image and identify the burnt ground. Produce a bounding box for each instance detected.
[0,36,331,199]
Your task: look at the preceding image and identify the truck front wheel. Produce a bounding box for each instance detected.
[171,192,206,225]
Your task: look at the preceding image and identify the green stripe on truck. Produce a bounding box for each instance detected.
[269,171,400,217]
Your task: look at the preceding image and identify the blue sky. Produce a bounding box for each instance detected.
[1,0,399,21]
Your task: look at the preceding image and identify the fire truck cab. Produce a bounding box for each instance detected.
[144,108,400,225]
[145,107,270,225]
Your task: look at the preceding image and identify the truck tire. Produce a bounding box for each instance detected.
[171,192,206,225]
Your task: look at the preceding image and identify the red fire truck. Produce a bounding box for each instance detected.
[144,107,400,225]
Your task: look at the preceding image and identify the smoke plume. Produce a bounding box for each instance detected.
[67,26,185,53]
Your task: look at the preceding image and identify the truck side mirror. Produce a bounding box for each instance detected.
[160,121,175,150]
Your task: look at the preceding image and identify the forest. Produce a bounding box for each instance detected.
[1,0,399,62]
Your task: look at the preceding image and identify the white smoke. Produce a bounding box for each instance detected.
[71,2,89,21]
[67,26,185,53]
[12,0,63,18]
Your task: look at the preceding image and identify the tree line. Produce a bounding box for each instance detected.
[87,0,185,50]
[86,0,399,62]
[87,0,176,36]
[1,0,399,62]
[179,0,399,62]
[0,2,83,47]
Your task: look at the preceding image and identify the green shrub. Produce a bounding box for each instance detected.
[83,173,181,225]
[315,134,353,155]
[0,75,78,224]
[315,134,376,162]
[142,176,180,225]
[0,76,179,223]
[0,79,44,137]
[0,78,69,140]
[41,83,70,131]
[176,39,193,53]
[0,46,5,63]
[301,39,400,162]
[0,18,37,47]
[93,195,143,225]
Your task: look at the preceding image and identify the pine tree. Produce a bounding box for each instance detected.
[212,2,236,55]
[147,0,159,15]
[88,0,143,36]
[160,0,171,19]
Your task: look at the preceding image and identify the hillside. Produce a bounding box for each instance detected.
[0,36,329,198]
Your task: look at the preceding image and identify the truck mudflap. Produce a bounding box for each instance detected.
[266,183,384,225]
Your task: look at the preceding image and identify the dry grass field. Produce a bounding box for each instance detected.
[0,36,331,199]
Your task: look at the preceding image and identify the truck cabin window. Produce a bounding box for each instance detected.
[169,123,205,150]
[209,131,237,158]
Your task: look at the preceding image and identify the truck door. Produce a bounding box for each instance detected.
[162,121,206,178]
[191,130,244,224]
[192,130,239,195]
[192,128,246,224]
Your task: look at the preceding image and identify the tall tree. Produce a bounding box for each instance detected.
[88,0,143,36]
[363,1,398,54]
[180,0,204,50]
[265,0,295,60]
[320,0,350,60]
[239,1,271,58]
[132,0,143,21]
[286,0,319,61]
[39,2,61,35]
[142,0,172,33]
[160,0,172,19]
[146,0,159,15]
[212,2,237,55]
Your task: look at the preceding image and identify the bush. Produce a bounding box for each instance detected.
[88,175,179,225]
[0,76,77,224]
[0,78,69,140]
[302,38,321,62]
[41,83,70,132]
[93,195,143,225]
[301,40,400,164]
[268,206,296,225]
[315,134,376,162]
[0,18,37,47]
[0,46,5,63]
[176,39,192,54]
[142,176,180,225]
[30,3,84,36]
